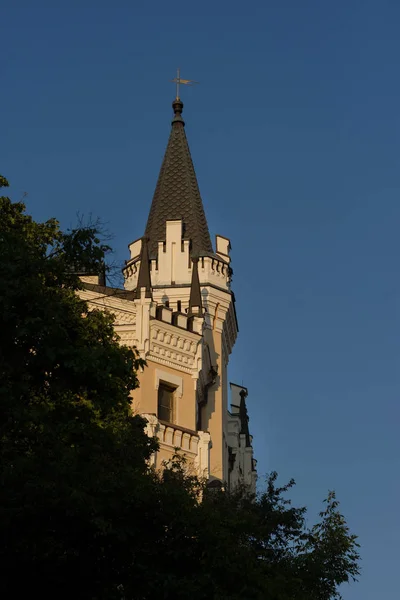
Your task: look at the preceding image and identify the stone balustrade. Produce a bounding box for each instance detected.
[142,413,210,479]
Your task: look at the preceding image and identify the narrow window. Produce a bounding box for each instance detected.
[158,383,175,423]
[177,300,182,312]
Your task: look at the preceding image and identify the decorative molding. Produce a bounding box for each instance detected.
[115,332,137,347]
[146,353,195,376]
[149,320,202,376]
[112,311,137,326]
[79,289,138,347]
[79,290,137,323]
[141,414,210,478]
[155,369,183,398]
[152,343,194,367]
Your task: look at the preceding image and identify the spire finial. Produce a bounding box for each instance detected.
[171,68,198,100]
[172,97,184,123]
[171,69,198,124]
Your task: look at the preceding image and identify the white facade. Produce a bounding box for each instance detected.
[79,99,257,491]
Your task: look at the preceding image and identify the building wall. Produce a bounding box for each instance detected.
[132,359,197,432]
[78,221,256,490]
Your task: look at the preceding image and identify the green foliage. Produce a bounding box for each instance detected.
[0,174,9,187]
[0,175,359,599]
[139,466,359,600]
[0,177,157,597]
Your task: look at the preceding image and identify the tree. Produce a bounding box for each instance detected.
[0,176,158,597]
[0,176,359,599]
[195,475,360,600]
[122,456,360,600]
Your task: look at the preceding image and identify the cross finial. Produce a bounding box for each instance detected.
[171,68,198,100]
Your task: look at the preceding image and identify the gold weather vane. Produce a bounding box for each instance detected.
[171,68,198,100]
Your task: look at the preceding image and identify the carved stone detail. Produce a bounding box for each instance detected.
[149,321,202,376]
[112,310,137,325]
[115,332,137,347]
[141,414,209,478]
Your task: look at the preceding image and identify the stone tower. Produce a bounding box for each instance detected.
[80,98,256,490]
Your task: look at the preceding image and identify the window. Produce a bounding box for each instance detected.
[158,383,176,423]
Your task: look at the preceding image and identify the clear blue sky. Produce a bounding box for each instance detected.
[2,1,399,597]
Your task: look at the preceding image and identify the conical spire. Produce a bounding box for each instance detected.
[239,389,251,448]
[144,100,213,258]
[188,257,203,315]
[134,237,152,299]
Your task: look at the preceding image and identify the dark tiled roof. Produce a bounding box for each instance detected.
[144,99,213,258]
[134,237,152,299]
[81,281,136,301]
[188,257,202,315]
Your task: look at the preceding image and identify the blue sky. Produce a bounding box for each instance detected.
[2,1,400,597]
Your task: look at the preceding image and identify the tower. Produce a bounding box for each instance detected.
[80,97,256,490]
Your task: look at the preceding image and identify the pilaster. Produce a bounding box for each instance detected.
[133,288,153,359]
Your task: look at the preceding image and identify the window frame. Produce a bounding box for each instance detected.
[157,382,176,423]
[155,369,183,425]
